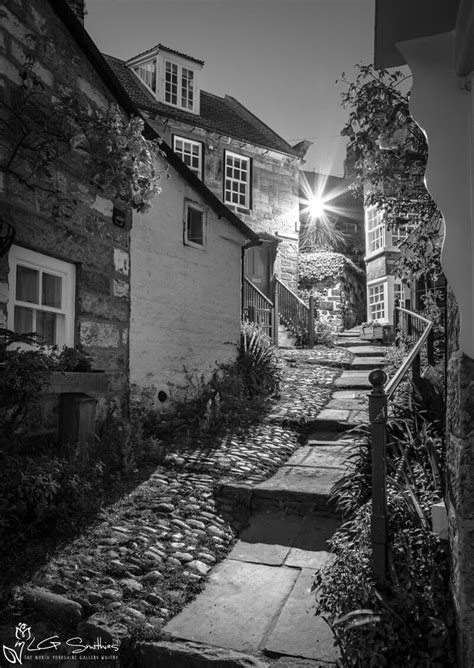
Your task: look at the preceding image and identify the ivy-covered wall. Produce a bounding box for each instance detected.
[298,251,366,330]
[0,0,132,420]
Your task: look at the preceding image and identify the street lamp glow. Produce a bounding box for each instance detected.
[308,196,326,218]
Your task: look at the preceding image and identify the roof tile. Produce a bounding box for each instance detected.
[104,54,299,157]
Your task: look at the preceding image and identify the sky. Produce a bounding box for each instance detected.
[85,0,375,177]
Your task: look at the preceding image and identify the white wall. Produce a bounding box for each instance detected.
[130,163,245,405]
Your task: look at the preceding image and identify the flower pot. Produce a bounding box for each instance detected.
[360,325,384,341]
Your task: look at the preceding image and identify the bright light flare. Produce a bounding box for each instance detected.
[308,195,326,219]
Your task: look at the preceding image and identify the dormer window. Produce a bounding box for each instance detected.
[127,44,203,115]
[165,61,194,110]
[133,59,157,94]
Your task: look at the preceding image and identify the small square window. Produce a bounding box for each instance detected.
[173,136,203,180]
[184,201,206,249]
[8,245,75,346]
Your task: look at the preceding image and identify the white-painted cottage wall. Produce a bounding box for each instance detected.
[130,164,246,404]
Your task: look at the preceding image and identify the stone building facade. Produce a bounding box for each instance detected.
[0,0,133,424]
[105,48,304,295]
[374,1,474,663]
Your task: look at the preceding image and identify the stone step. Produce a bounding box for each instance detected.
[347,345,388,356]
[350,356,386,370]
[164,511,340,663]
[335,338,373,348]
[334,370,371,389]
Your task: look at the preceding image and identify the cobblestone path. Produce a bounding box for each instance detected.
[7,347,351,655]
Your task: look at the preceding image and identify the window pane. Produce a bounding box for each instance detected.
[16,265,39,303]
[187,207,204,245]
[14,305,34,334]
[42,273,62,308]
[37,311,57,346]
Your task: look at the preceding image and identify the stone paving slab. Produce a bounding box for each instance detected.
[228,513,306,566]
[284,548,335,570]
[284,445,349,469]
[334,370,371,389]
[350,356,386,369]
[347,345,388,356]
[254,466,345,503]
[264,568,339,662]
[164,560,299,653]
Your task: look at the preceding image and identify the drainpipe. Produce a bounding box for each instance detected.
[241,239,262,320]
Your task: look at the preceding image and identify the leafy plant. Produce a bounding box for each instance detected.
[237,321,282,397]
[1,56,166,213]
[315,497,455,667]
[339,64,445,321]
[54,344,92,372]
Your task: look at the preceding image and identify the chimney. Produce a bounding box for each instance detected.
[66,0,86,25]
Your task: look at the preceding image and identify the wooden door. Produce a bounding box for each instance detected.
[245,244,272,297]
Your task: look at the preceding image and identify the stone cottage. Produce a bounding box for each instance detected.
[0,0,133,431]
[104,45,306,298]
[0,0,259,434]
[374,0,474,663]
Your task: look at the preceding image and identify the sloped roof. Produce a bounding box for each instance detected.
[104,54,300,158]
[127,43,204,66]
[45,0,259,243]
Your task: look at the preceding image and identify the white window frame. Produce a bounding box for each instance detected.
[173,136,203,179]
[7,245,75,347]
[366,207,385,255]
[132,58,157,95]
[367,280,387,323]
[224,151,251,209]
[184,200,207,250]
[164,59,195,111]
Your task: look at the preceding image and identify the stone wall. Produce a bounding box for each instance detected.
[445,287,474,666]
[130,161,245,409]
[0,0,131,422]
[152,119,301,289]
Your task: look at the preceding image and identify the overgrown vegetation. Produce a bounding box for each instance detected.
[315,365,454,666]
[339,64,445,323]
[1,56,166,215]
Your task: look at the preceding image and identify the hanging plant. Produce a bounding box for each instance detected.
[0,59,167,214]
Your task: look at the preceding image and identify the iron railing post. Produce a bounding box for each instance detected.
[427,328,435,366]
[274,282,279,346]
[369,368,388,584]
[308,295,315,347]
[393,299,400,346]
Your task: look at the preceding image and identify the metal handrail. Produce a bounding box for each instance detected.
[274,277,309,309]
[244,277,273,306]
[243,277,274,341]
[385,308,433,398]
[369,305,434,584]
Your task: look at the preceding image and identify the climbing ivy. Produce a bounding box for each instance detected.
[0,58,166,214]
[298,251,362,288]
[338,64,443,292]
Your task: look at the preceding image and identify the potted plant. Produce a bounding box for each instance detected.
[360,320,384,341]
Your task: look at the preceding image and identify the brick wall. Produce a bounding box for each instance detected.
[0,0,131,420]
[152,119,301,289]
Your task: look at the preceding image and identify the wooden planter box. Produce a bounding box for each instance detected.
[360,325,384,341]
[48,371,110,394]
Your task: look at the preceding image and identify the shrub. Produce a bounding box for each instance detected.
[0,454,103,548]
[315,495,455,667]
[237,321,282,397]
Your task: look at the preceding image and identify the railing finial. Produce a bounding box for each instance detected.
[369,368,387,388]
